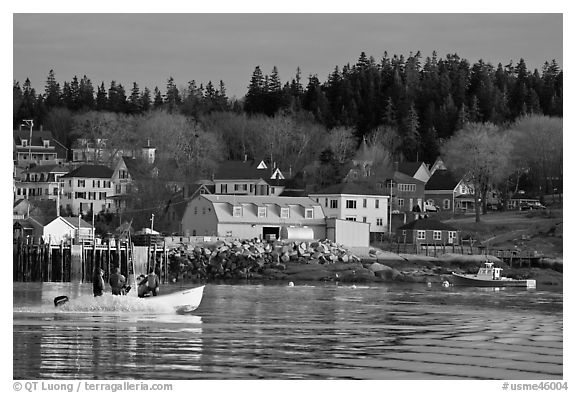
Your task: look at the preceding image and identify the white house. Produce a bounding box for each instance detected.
[60,165,115,215]
[14,216,93,244]
[181,194,326,240]
[308,182,390,234]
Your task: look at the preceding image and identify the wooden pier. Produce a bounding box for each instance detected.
[13,239,170,284]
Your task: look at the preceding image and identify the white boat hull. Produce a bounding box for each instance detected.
[146,285,205,313]
[452,273,536,288]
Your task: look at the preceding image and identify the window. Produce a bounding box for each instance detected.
[305,208,314,219]
[233,206,243,217]
[17,188,21,196]
[271,187,275,194]
[346,200,357,209]
[443,199,451,209]
[345,216,356,221]
[43,140,50,148]
[99,192,107,200]
[243,184,248,191]
[375,199,380,208]
[22,139,28,147]
[258,206,267,218]
[325,198,328,207]
[75,192,86,199]
[78,180,85,187]
[116,184,122,194]
[53,188,58,195]
[280,207,290,219]
[376,218,383,226]
[397,198,405,207]
[363,199,367,208]
[234,184,240,191]
[449,231,457,240]
[202,207,206,215]
[433,231,442,241]
[417,230,426,240]
[330,199,338,209]
[69,180,72,187]
[194,207,198,215]
[398,184,416,192]
[221,184,227,193]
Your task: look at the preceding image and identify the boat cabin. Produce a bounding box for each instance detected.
[476,262,502,280]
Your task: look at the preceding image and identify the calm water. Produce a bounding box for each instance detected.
[13,281,563,379]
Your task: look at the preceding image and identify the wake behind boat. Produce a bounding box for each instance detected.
[451,261,536,288]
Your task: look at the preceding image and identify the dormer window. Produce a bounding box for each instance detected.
[233,205,243,217]
[258,206,267,218]
[305,208,314,219]
[43,140,50,148]
[21,139,28,147]
[280,207,290,219]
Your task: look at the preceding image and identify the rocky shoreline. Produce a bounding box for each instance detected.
[166,239,563,288]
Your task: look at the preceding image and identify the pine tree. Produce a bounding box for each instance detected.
[165,77,181,113]
[69,76,80,110]
[245,66,265,114]
[96,82,107,111]
[44,69,61,108]
[78,75,95,110]
[140,87,151,112]
[128,82,141,114]
[153,87,163,109]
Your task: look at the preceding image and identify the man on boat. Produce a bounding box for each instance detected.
[109,267,127,295]
[137,268,160,297]
[93,268,105,297]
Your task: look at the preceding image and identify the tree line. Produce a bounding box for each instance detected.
[13,51,562,212]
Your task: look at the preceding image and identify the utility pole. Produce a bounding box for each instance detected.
[389,179,394,237]
[22,119,33,167]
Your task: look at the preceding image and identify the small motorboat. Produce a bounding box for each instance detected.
[451,261,536,288]
[54,285,205,314]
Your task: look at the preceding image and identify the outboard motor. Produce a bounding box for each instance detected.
[54,295,69,307]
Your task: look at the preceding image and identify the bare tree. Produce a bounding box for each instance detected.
[441,122,513,223]
[327,126,357,164]
[508,115,563,200]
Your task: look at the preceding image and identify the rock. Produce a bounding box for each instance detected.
[368,262,387,272]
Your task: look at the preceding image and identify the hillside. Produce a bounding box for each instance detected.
[443,209,563,259]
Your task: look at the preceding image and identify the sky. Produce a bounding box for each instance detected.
[13,13,563,99]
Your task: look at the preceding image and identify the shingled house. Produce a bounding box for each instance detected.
[397,218,459,245]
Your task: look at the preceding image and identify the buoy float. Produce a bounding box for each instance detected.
[442,281,450,287]
[288,282,294,287]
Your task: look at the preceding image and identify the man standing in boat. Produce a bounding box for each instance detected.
[109,267,127,295]
[93,268,105,297]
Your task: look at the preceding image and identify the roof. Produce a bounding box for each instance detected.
[425,170,460,191]
[310,181,388,196]
[61,165,113,179]
[201,194,319,207]
[60,216,93,229]
[13,130,68,158]
[398,218,457,231]
[214,159,276,180]
[24,164,70,174]
[397,162,426,177]
[122,157,150,181]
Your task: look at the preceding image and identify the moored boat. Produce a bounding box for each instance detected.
[451,262,536,288]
